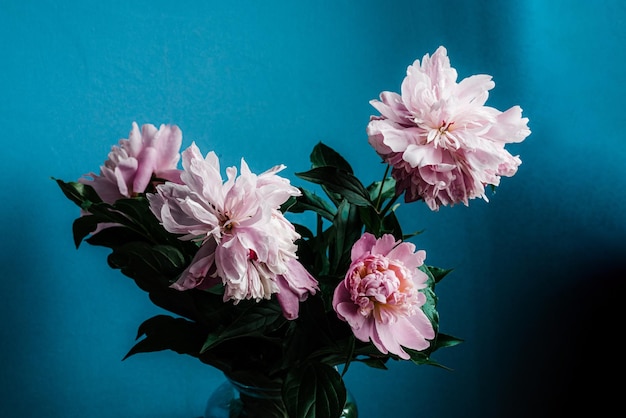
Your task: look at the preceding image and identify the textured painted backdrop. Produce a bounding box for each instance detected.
[1,1,625,417]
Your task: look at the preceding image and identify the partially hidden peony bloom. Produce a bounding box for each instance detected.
[80,122,183,203]
[367,46,531,210]
[332,233,434,359]
[147,142,318,320]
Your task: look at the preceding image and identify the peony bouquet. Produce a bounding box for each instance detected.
[56,46,530,417]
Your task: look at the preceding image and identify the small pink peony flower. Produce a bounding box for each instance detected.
[148,142,318,319]
[80,122,183,203]
[367,46,531,210]
[333,233,434,359]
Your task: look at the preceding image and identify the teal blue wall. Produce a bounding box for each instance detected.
[2,1,625,416]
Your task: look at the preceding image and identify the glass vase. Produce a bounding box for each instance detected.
[204,376,358,418]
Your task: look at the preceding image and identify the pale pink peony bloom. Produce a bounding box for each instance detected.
[80,122,183,203]
[367,46,531,210]
[148,142,318,319]
[332,233,434,359]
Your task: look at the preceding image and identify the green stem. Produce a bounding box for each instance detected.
[379,193,400,218]
[316,213,323,237]
[375,164,391,212]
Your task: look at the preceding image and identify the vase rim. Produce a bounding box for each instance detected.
[225,377,282,400]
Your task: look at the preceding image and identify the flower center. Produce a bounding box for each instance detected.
[220,211,238,233]
[438,121,453,135]
[350,255,419,323]
[426,120,459,149]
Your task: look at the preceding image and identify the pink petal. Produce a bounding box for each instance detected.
[114,158,138,197]
[154,124,183,169]
[171,239,219,291]
[133,146,157,194]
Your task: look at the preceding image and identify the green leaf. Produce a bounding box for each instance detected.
[111,198,153,227]
[140,283,229,328]
[427,265,454,284]
[328,200,362,276]
[286,187,336,221]
[295,167,372,208]
[356,357,389,370]
[382,211,404,241]
[124,315,206,360]
[294,223,315,241]
[54,178,102,208]
[404,347,452,370]
[358,206,382,237]
[280,195,298,212]
[366,177,396,202]
[105,241,186,288]
[283,362,346,418]
[404,332,463,370]
[84,225,149,249]
[201,302,286,353]
[304,232,332,279]
[71,214,102,248]
[432,333,464,350]
[80,202,136,228]
[418,264,440,334]
[148,244,188,270]
[310,142,353,173]
[358,205,405,240]
[401,228,425,241]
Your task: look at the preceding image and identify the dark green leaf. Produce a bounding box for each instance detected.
[401,228,425,241]
[328,200,362,276]
[382,211,404,240]
[201,302,285,352]
[294,223,315,241]
[366,177,396,202]
[296,167,372,208]
[151,245,189,270]
[310,142,353,173]
[427,265,454,284]
[283,362,346,418]
[71,214,102,248]
[357,357,389,369]
[54,178,102,208]
[105,241,185,287]
[142,283,230,328]
[404,348,452,370]
[418,264,440,334]
[432,333,464,350]
[404,331,463,370]
[124,315,206,360]
[112,198,153,225]
[81,202,137,229]
[358,206,382,237]
[286,188,336,221]
[280,195,298,213]
[339,337,355,377]
[84,225,148,248]
[358,205,404,240]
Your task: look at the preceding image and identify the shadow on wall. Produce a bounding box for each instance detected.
[502,248,626,417]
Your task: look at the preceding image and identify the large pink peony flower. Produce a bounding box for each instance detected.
[367,46,531,210]
[147,142,318,320]
[332,233,434,359]
[80,122,183,203]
